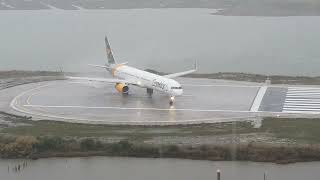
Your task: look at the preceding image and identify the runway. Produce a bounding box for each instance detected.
[3,78,320,125]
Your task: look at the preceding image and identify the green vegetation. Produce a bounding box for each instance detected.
[4,117,320,144]
[1,136,320,164]
[2,112,320,163]
[1,119,257,140]
[261,117,320,144]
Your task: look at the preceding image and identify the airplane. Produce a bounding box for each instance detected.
[68,36,197,105]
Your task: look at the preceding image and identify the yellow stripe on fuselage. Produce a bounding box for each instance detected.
[112,64,124,77]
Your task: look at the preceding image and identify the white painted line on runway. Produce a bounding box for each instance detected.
[23,104,251,113]
[283,110,320,113]
[285,99,320,102]
[286,95,320,98]
[250,86,267,112]
[10,83,53,109]
[182,84,261,88]
[180,115,258,122]
[27,92,40,105]
[283,106,320,109]
[282,110,320,114]
[284,103,320,106]
[287,93,320,95]
[288,89,320,91]
[287,92,320,95]
[289,88,320,91]
[289,87,320,90]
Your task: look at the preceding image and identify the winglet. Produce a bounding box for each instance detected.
[194,60,198,71]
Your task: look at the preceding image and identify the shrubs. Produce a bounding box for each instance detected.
[80,138,103,151]
[34,136,65,151]
[2,136,320,163]
[0,136,38,158]
[109,140,133,154]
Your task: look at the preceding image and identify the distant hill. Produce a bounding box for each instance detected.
[145,69,320,85]
[1,0,320,16]
[0,70,63,79]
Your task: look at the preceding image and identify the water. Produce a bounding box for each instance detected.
[1,9,320,76]
[1,157,320,180]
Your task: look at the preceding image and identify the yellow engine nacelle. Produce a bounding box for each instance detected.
[115,83,129,94]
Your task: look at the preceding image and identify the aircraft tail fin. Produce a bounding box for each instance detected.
[105,36,116,64]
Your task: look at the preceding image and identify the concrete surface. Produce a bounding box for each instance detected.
[3,78,320,125]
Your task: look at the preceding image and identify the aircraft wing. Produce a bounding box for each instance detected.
[67,76,136,85]
[163,60,197,79]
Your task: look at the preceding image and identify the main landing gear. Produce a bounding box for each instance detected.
[147,88,153,96]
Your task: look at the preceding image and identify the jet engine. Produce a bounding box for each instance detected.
[115,83,129,94]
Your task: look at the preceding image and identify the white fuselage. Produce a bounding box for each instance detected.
[111,65,183,96]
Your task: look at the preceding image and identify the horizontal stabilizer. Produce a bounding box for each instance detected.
[67,76,137,85]
[88,64,111,69]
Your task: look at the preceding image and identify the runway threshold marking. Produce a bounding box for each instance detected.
[283,87,320,113]
[250,86,268,112]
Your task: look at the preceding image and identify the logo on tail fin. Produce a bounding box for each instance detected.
[105,36,115,64]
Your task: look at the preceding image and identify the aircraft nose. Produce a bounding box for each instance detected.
[180,89,183,95]
[175,89,183,96]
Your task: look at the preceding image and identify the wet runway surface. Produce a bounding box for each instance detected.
[4,78,320,125]
[7,78,262,125]
[259,87,287,112]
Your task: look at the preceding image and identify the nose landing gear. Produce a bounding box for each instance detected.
[147,88,153,96]
[169,96,175,106]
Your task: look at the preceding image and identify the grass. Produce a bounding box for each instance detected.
[4,117,320,144]
[3,116,320,144]
[1,119,257,140]
[260,117,320,144]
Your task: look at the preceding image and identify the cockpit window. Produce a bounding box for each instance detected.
[171,87,182,89]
